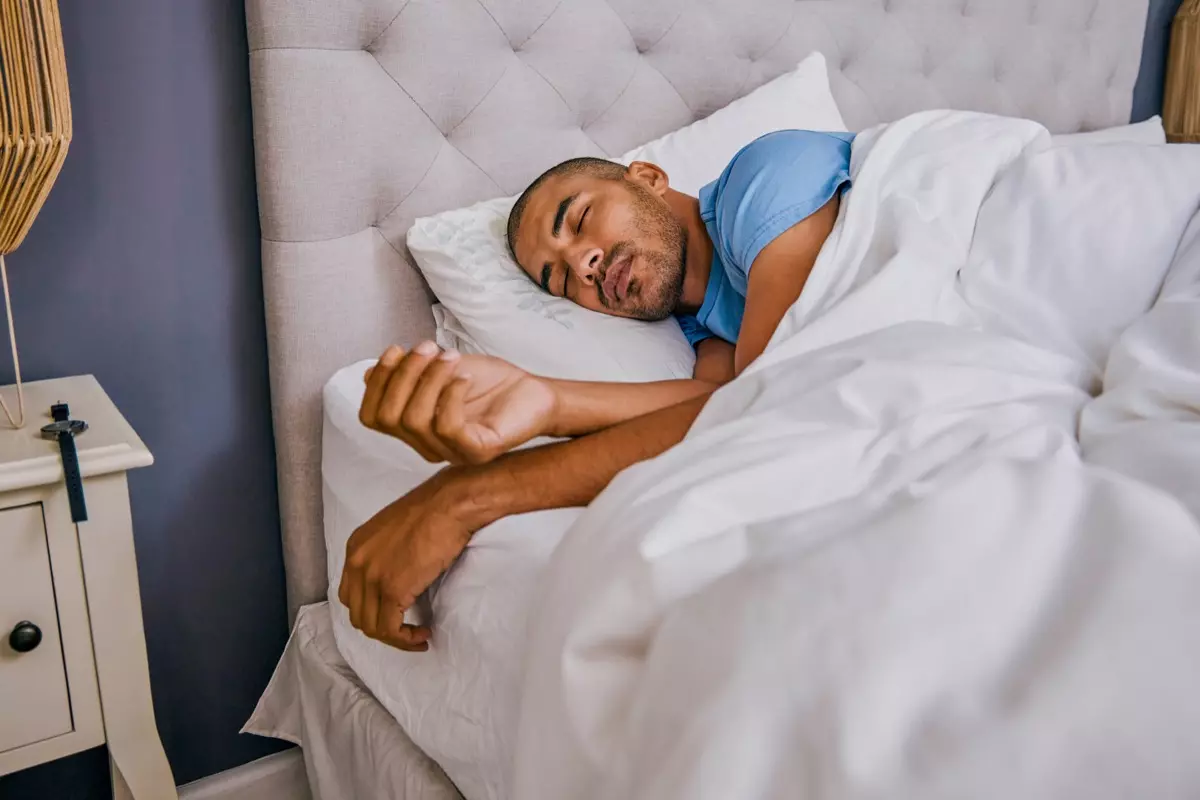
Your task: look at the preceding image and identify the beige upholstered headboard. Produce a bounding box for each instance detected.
[244,0,1152,618]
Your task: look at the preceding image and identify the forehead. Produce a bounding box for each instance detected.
[513,171,617,272]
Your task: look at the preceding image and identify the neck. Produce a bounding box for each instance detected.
[664,189,711,315]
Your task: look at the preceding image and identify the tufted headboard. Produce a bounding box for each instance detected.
[245,0,1153,617]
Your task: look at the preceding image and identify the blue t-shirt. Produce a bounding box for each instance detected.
[676,129,855,346]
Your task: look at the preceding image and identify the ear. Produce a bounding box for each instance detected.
[625,161,670,197]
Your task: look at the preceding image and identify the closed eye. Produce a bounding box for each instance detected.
[576,206,589,234]
[544,263,570,299]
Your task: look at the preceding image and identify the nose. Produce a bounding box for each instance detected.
[569,246,603,286]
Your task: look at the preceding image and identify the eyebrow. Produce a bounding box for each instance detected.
[552,194,576,238]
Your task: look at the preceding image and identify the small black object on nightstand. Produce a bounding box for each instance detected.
[40,402,89,523]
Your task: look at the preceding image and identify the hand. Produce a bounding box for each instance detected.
[338,469,477,651]
[360,342,559,465]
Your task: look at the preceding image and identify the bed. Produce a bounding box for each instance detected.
[240,1,1193,798]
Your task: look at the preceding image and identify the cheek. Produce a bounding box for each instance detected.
[596,199,642,244]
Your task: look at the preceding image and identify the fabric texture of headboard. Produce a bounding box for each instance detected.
[245,0,1151,617]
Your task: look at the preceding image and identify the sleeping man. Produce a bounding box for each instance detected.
[339,130,854,650]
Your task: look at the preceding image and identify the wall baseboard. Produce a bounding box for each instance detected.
[178,747,312,800]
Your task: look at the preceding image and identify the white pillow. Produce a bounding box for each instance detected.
[1051,116,1166,147]
[431,302,484,355]
[407,52,848,383]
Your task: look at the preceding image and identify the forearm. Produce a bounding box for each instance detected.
[450,391,710,529]
[544,377,714,437]
[694,338,736,385]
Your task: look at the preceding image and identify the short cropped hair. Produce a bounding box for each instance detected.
[505,157,626,264]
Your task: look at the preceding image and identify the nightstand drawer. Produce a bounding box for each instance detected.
[0,503,73,753]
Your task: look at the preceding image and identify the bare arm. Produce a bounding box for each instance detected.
[341,390,710,650]
[734,195,840,375]
[532,335,736,437]
[461,389,708,518]
[544,376,715,437]
[542,337,737,437]
[693,337,736,385]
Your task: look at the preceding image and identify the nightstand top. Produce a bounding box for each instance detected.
[0,375,152,493]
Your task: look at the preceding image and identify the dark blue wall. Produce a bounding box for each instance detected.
[1134,0,1186,121]
[0,1,287,798]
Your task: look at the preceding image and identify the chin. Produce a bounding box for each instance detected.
[640,285,681,321]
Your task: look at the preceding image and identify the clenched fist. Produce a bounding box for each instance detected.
[339,468,475,651]
[360,341,558,465]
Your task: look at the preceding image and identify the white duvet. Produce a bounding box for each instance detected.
[328,111,1200,800]
[510,112,1200,799]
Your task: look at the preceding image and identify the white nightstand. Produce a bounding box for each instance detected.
[0,376,176,799]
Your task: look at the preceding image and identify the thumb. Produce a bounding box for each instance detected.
[455,423,505,465]
[480,401,542,449]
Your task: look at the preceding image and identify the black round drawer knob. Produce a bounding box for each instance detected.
[9,621,42,653]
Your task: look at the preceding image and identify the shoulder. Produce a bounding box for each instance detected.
[721,130,854,181]
[701,130,854,276]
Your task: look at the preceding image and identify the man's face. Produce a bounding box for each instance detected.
[511,167,687,320]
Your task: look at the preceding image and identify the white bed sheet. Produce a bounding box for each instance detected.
[243,602,461,800]
[321,366,581,800]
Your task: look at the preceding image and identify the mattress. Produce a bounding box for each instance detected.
[242,602,461,800]
[320,362,581,800]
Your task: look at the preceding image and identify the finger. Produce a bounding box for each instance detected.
[383,625,432,653]
[363,365,375,383]
[378,603,431,652]
[375,340,441,431]
[433,377,473,464]
[360,572,381,637]
[341,526,376,629]
[342,567,363,630]
[359,345,404,428]
[457,425,503,466]
[402,350,462,461]
[337,566,354,610]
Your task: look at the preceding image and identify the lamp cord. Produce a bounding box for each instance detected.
[0,255,25,429]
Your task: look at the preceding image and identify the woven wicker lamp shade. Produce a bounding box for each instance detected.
[0,0,71,426]
[1165,0,1200,143]
[1,0,71,253]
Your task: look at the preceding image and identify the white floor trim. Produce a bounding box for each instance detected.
[178,747,312,800]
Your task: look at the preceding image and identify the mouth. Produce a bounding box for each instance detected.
[603,254,634,304]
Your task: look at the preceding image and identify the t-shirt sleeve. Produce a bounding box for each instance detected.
[704,130,854,294]
[676,314,714,347]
